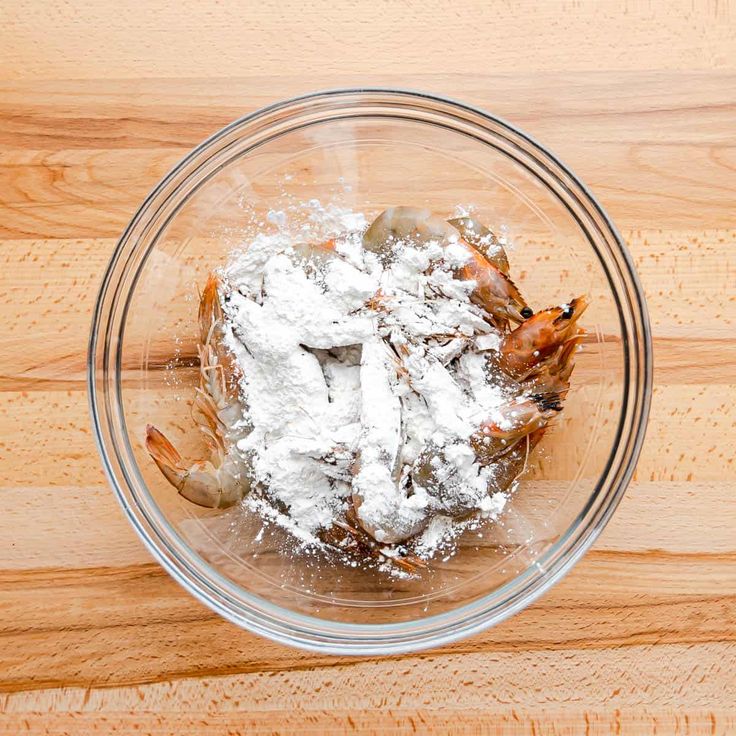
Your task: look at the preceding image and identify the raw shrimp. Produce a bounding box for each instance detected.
[351,336,428,544]
[499,296,588,381]
[485,428,546,497]
[321,507,428,573]
[413,421,548,517]
[145,426,249,509]
[411,441,487,517]
[469,297,587,464]
[291,238,339,265]
[470,393,562,466]
[362,206,457,256]
[391,333,469,438]
[258,252,375,349]
[147,204,588,572]
[454,245,530,327]
[364,206,530,326]
[448,215,509,275]
[524,336,580,397]
[146,274,252,509]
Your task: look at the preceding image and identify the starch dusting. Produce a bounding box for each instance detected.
[215,202,518,569]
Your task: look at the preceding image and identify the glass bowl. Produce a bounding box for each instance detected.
[88,89,652,654]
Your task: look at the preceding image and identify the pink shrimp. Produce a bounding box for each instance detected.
[146,274,252,509]
[363,206,531,326]
[470,393,562,466]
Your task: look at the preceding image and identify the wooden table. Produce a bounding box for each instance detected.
[1,2,735,733]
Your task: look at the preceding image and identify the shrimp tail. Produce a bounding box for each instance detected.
[146,425,244,509]
[146,424,187,491]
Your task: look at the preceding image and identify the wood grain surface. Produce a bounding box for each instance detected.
[1,1,735,734]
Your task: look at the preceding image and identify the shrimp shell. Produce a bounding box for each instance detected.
[146,274,252,509]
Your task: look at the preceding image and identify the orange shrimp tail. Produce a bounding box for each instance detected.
[145,424,189,492]
[145,425,182,467]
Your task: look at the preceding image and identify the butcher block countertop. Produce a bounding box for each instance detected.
[1,2,735,734]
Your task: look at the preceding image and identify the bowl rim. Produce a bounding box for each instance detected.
[88,87,653,654]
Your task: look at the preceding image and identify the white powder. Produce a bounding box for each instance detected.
[218,202,514,566]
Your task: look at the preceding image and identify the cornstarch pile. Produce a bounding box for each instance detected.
[217,204,516,570]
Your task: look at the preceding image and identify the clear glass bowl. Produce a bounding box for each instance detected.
[89,89,652,654]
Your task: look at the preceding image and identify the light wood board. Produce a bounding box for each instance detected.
[1,1,735,734]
